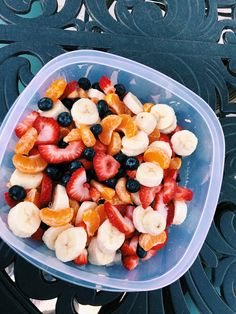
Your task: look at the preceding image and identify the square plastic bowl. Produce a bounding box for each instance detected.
[0,50,225,291]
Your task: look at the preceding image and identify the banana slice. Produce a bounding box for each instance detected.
[42,224,72,250]
[10,170,43,189]
[136,162,163,187]
[135,112,157,135]
[88,237,116,266]
[71,98,99,127]
[121,146,146,157]
[142,211,166,235]
[39,100,69,119]
[123,92,143,115]
[97,219,125,254]
[131,192,142,206]
[87,88,105,100]
[151,104,175,131]
[75,201,97,225]
[133,206,152,233]
[122,130,149,152]
[171,130,198,156]
[55,227,87,262]
[160,116,177,134]
[52,184,69,210]
[8,201,41,238]
[172,200,188,225]
[149,141,172,158]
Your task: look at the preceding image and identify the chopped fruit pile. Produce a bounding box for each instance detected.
[5,75,198,271]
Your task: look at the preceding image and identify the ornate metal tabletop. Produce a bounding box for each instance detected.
[0,1,235,313]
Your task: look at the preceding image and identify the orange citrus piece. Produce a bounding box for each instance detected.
[115,177,132,204]
[95,204,107,224]
[59,127,70,139]
[144,147,170,169]
[111,193,127,205]
[90,180,115,200]
[91,97,99,104]
[13,154,48,173]
[45,78,67,101]
[105,93,125,114]
[63,128,81,143]
[169,157,182,170]
[123,105,133,116]
[143,103,154,112]
[107,132,121,156]
[69,198,80,225]
[77,88,88,98]
[25,188,40,207]
[82,208,100,236]
[80,125,96,147]
[40,207,74,227]
[15,127,38,154]
[99,115,122,145]
[148,128,160,143]
[116,114,138,138]
[139,231,167,251]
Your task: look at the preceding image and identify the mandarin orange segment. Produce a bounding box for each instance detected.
[69,198,80,225]
[91,97,99,104]
[99,115,122,145]
[115,177,132,204]
[80,125,96,147]
[63,128,81,143]
[143,147,170,169]
[82,208,100,236]
[13,154,48,174]
[95,204,107,224]
[148,128,160,143]
[40,207,74,227]
[111,193,127,205]
[139,231,167,251]
[45,78,67,101]
[116,114,138,138]
[143,103,154,112]
[169,157,182,170]
[15,127,38,154]
[90,180,115,200]
[107,132,121,156]
[77,88,88,98]
[105,93,125,114]
[25,188,40,207]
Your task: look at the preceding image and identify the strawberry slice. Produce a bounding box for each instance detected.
[99,76,115,94]
[93,140,107,153]
[171,125,183,135]
[174,186,193,201]
[31,227,44,241]
[39,174,52,207]
[38,141,85,164]
[163,178,177,204]
[153,190,167,215]
[34,116,60,145]
[164,169,178,180]
[115,205,127,216]
[159,133,170,143]
[121,235,138,256]
[79,158,93,170]
[125,205,135,221]
[4,192,19,208]
[74,248,88,265]
[126,169,137,179]
[61,80,78,99]
[29,147,39,156]
[166,202,175,226]
[122,255,139,270]
[15,111,40,138]
[139,185,162,209]
[90,187,100,202]
[66,168,91,202]
[104,201,135,235]
[93,152,120,181]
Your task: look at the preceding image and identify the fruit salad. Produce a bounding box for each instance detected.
[5,75,198,271]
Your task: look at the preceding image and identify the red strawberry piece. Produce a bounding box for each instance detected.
[90,187,101,202]
[31,227,44,241]
[93,140,107,153]
[99,76,115,94]
[122,255,139,270]
[4,192,18,208]
[174,186,193,201]
[38,141,85,164]
[15,111,40,138]
[171,125,183,135]
[75,221,87,231]
[29,147,39,156]
[104,201,135,235]
[115,205,127,216]
[125,205,135,221]
[39,174,52,207]
[93,152,120,181]
[153,190,166,214]
[136,155,143,164]
[34,116,60,145]
[142,249,158,261]
[139,185,162,209]
[74,248,88,265]
[121,235,138,256]
[66,168,91,202]
[79,158,93,170]
[152,230,168,250]
[163,177,177,204]
[159,133,170,143]
[126,169,137,179]
[166,202,175,226]
[61,80,78,99]
[164,169,178,180]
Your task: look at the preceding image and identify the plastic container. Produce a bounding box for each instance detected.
[0,50,225,291]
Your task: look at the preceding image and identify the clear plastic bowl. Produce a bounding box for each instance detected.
[0,50,225,291]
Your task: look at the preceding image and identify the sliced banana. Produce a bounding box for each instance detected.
[52,184,69,210]
[142,211,166,235]
[97,219,125,254]
[136,162,163,187]
[135,112,157,135]
[171,130,198,156]
[39,100,69,119]
[55,227,87,262]
[123,92,143,115]
[10,170,43,189]
[172,200,188,225]
[133,206,152,233]
[75,201,97,225]
[87,88,105,100]
[151,104,175,131]
[122,130,149,154]
[149,141,172,158]
[88,237,115,266]
[121,146,146,157]
[8,201,41,238]
[42,224,72,250]
[160,115,177,134]
[131,192,142,206]
[71,98,99,127]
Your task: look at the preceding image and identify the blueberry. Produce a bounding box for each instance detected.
[68,160,83,173]
[136,244,147,258]
[37,97,53,111]
[45,165,62,181]
[103,177,117,189]
[126,179,140,193]
[86,169,96,182]
[9,185,26,201]
[58,139,68,148]
[114,84,126,99]
[97,100,109,118]
[92,82,102,92]
[90,124,103,138]
[83,147,96,161]
[114,152,127,165]
[78,77,91,90]
[61,98,74,110]
[98,199,105,204]
[40,222,49,231]
[103,110,113,117]
[60,173,71,187]
[57,112,72,127]
[176,174,181,182]
[116,166,126,178]
[125,157,139,170]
